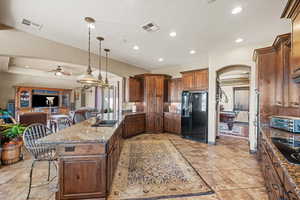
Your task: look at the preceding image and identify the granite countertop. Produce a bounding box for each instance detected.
[260,127,300,197]
[38,112,146,145]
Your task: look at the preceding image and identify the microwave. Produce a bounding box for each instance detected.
[270,116,300,133]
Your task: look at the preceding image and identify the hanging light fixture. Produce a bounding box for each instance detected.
[102,48,111,88]
[96,36,105,87]
[77,17,99,86]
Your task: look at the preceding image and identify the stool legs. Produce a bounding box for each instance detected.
[27,160,36,200]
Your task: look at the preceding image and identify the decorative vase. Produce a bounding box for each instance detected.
[1,142,21,165]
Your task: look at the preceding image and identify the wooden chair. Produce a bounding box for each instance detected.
[23,123,57,200]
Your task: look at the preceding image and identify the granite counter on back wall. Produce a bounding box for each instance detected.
[38,112,145,145]
[260,127,300,199]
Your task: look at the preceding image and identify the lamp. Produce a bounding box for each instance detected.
[96,36,105,87]
[102,48,111,88]
[77,17,99,86]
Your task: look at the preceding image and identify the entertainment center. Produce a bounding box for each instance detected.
[15,86,72,118]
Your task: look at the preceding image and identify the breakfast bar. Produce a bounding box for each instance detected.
[38,113,125,200]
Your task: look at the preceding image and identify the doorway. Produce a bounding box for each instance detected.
[216,65,251,140]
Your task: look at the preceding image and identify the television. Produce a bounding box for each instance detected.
[32,95,59,108]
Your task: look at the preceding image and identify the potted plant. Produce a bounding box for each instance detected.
[0,109,17,124]
[0,124,26,165]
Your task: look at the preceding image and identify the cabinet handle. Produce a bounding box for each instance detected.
[272,183,280,190]
[266,165,271,170]
[277,101,282,105]
[273,162,280,168]
[266,186,271,193]
[291,102,299,106]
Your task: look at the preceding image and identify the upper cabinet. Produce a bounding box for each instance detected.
[281,0,300,81]
[168,78,182,103]
[181,69,208,91]
[128,77,143,102]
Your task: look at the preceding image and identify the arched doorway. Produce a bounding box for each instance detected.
[216,65,253,143]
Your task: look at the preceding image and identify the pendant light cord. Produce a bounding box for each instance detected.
[98,40,102,80]
[105,50,108,81]
[87,25,92,74]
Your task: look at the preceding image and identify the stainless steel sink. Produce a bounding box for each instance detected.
[91,120,118,127]
[271,137,300,164]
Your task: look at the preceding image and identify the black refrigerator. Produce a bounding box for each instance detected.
[181,91,208,143]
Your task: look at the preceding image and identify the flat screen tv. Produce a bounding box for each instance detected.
[32,95,59,107]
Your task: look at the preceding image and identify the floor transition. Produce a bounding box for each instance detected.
[0,134,268,200]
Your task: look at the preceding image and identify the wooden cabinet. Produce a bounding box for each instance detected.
[194,69,209,90]
[144,75,169,133]
[123,113,146,138]
[181,69,208,91]
[168,78,182,103]
[58,156,107,199]
[182,72,194,90]
[254,33,300,122]
[282,1,300,78]
[128,77,143,102]
[254,47,277,123]
[164,112,181,134]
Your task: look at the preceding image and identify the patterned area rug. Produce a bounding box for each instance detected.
[109,136,214,200]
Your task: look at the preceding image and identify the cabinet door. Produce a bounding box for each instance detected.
[59,156,106,199]
[291,13,300,73]
[286,44,300,108]
[156,76,164,97]
[174,114,181,134]
[177,79,183,102]
[194,69,208,90]
[275,45,284,107]
[182,72,194,90]
[129,77,142,102]
[168,79,176,102]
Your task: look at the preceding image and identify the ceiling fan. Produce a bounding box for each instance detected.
[48,66,72,76]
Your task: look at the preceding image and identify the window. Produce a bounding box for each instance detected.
[233,87,249,111]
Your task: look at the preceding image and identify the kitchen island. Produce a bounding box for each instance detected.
[38,113,129,200]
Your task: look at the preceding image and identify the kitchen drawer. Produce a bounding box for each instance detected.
[58,143,105,156]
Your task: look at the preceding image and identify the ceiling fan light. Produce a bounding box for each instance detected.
[55,71,63,76]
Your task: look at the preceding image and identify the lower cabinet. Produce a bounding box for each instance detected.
[58,156,107,200]
[260,136,299,200]
[57,125,123,200]
[164,112,181,134]
[123,114,146,138]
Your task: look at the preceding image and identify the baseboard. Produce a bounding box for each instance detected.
[208,141,216,145]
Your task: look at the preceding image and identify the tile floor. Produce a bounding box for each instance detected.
[0,134,268,200]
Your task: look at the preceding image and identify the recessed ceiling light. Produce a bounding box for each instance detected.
[232,6,243,15]
[133,45,139,50]
[158,58,164,62]
[25,66,29,68]
[235,38,244,43]
[190,50,196,54]
[169,31,177,37]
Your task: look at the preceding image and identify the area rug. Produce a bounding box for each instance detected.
[109,137,214,200]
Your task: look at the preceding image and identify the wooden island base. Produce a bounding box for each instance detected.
[54,124,123,200]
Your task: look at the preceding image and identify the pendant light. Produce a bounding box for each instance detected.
[77,17,99,86]
[96,36,105,86]
[103,48,111,88]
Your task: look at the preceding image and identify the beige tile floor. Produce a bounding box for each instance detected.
[0,134,268,200]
